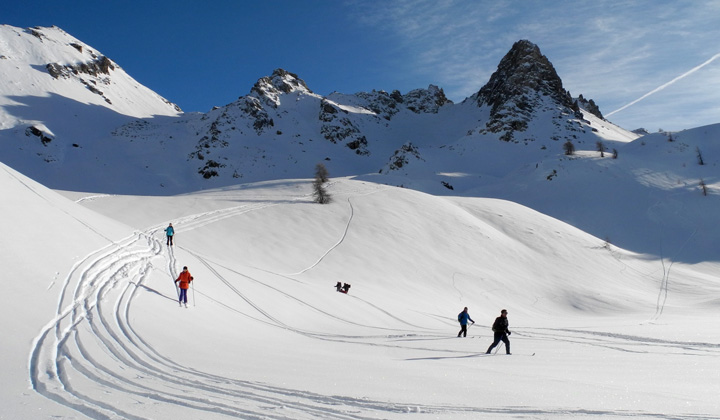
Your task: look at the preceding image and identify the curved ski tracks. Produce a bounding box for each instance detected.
[28,187,461,419]
[28,186,719,419]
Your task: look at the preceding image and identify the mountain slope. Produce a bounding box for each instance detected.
[3,26,719,262]
[0,25,181,182]
[3,172,719,419]
[0,161,134,418]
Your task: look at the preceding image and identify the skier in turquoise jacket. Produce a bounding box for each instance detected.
[165,223,175,246]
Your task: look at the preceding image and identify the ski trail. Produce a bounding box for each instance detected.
[520,327,720,355]
[186,248,425,334]
[286,195,356,276]
[32,226,383,419]
[285,185,389,276]
[650,228,696,322]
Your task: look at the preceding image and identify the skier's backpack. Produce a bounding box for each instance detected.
[491,317,504,332]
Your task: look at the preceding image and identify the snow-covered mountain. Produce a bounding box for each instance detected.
[1,26,632,193]
[1,25,719,261]
[0,25,181,186]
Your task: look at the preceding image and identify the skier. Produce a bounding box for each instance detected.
[335,281,343,292]
[174,266,193,307]
[457,307,475,337]
[165,223,175,246]
[341,283,351,294]
[486,309,511,354]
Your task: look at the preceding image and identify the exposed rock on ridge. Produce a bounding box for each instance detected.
[251,69,313,108]
[471,40,578,142]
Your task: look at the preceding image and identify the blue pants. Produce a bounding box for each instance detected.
[487,332,510,354]
[179,289,188,303]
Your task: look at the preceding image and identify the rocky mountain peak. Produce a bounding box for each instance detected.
[476,40,572,112]
[469,40,577,141]
[250,68,313,107]
[403,84,453,114]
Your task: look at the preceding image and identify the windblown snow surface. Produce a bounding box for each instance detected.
[2,160,719,420]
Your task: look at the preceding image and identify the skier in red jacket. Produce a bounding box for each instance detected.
[175,266,193,307]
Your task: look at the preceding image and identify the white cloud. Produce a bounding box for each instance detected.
[345,0,720,130]
[607,52,720,118]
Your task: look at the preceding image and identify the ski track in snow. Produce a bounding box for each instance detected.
[28,184,720,419]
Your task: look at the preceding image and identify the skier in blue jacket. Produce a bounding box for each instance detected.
[457,307,475,337]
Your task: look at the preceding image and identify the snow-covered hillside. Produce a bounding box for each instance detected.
[0,25,181,185]
[3,160,719,419]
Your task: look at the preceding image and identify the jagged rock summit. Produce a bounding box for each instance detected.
[466,40,578,142]
[475,40,572,111]
[251,68,314,108]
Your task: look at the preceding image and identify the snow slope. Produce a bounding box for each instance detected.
[3,161,719,419]
[0,25,181,186]
[1,162,133,418]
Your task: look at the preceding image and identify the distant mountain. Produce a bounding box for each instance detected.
[2,25,719,262]
[1,24,631,193]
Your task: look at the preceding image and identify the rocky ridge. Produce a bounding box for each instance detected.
[0,26,630,195]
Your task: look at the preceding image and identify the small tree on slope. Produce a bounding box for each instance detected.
[313,163,331,204]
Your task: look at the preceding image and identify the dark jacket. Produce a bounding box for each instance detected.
[492,316,509,334]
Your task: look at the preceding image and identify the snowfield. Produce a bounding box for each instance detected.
[3,162,719,419]
[1,23,719,420]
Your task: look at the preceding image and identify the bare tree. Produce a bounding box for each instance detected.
[612,148,618,159]
[596,140,605,157]
[700,179,708,196]
[313,163,331,204]
[697,147,705,165]
[563,141,575,156]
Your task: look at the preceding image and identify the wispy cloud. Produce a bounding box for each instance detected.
[345,0,720,130]
[607,52,720,118]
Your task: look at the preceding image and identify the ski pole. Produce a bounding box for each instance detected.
[173,275,180,300]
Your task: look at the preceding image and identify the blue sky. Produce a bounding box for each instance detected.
[5,0,720,132]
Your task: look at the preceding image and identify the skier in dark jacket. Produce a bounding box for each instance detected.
[486,309,511,354]
[457,307,475,337]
